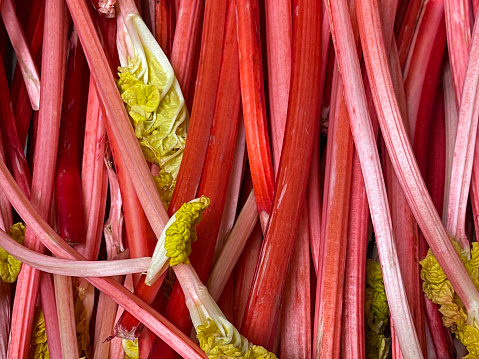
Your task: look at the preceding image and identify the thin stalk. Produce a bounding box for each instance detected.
[0,281,9,358]
[280,209,311,359]
[169,0,202,102]
[39,272,63,359]
[233,220,262,328]
[314,67,354,359]
[0,0,40,110]
[240,0,321,348]
[8,0,67,356]
[396,0,422,69]
[264,0,291,172]
[155,0,174,57]
[207,190,258,301]
[236,0,275,230]
[168,0,227,214]
[327,0,424,355]
[12,0,44,149]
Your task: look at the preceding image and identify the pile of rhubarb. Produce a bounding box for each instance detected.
[2,0,479,357]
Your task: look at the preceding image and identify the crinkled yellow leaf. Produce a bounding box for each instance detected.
[365,259,390,359]
[117,13,187,208]
[123,338,139,359]
[196,319,277,359]
[29,307,49,359]
[0,222,25,283]
[165,196,210,266]
[420,241,479,358]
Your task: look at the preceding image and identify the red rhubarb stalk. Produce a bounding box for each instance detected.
[155,0,174,57]
[240,0,321,348]
[236,0,275,230]
[8,0,67,356]
[168,0,228,214]
[396,0,422,69]
[280,209,311,359]
[55,28,89,245]
[264,0,291,172]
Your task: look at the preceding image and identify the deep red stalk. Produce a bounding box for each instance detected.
[0,52,31,197]
[233,221,263,328]
[280,209,311,359]
[12,0,44,149]
[236,0,275,230]
[169,0,202,103]
[240,0,321,348]
[396,0,422,69]
[155,0,174,57]
[168,0,227,214]
[55,29,89,245]
[8,0,67,356]
[421,82,455,359]
[403,0,446,154]
[264,0,291,172]
[139,327,156,359]
[217,275,235,323]
[149,4,241,355]
[314,67,354,359]
[0,0,40,110]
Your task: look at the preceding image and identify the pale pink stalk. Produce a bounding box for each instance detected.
[355,0,479,346]
[77,80,108,261]
[326,0,424,355]
[170,0,203,99]
[53,275,79,358]
[280,209,311,359]
[39,272,63,359]
[0,231,150,275]
[8,0,67,356]
[0,158,207,359]
[214,117,246,260]
[447,14,479,248]
[443,63,458,223]
[207,190,257,301]
[0,0,40,110]
[265,0,292,171]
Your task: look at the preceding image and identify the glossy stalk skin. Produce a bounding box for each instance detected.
[396,0,422,69]
[55,30,89,245]
[168,0,228,214]
[8,0,67,356]
[280,209,311,359]
[240,0,321,349]
[236,0,275,230]
[314,67,354,359]
[149,3,241,356]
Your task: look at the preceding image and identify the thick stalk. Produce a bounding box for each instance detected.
[240,0,321,348]
[236,0,275,230]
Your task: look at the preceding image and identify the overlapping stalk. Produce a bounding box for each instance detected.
[240,0,321,348]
